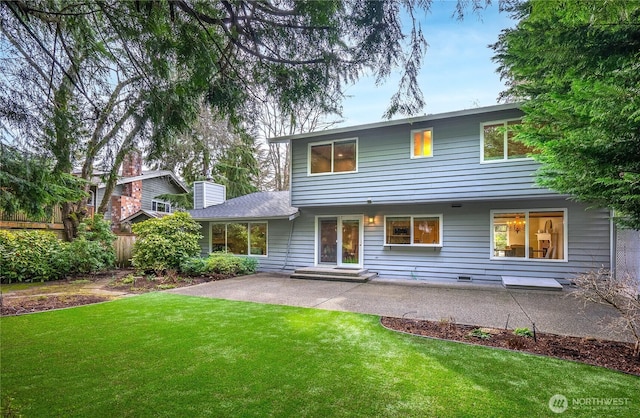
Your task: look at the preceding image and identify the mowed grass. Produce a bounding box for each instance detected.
[1,293,638,417]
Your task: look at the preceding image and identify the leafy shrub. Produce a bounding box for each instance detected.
[180,257,207,276]
[467,328,491,340]
[513,327,534,338]
[180,252,258,276]
[239,257,258,274]
[205,252,244,274]
[66,215,116,274]
[0,230,68,282]
[0,215,116,283]
[132,212,202,273]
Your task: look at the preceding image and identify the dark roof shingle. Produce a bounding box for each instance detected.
[189,191,297,220]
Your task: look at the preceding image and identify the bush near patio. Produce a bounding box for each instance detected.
[131,212,202,273]
[180,252,258,276]
[0,215,116,283]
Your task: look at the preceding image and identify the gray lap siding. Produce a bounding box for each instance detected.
[197,198,610,282]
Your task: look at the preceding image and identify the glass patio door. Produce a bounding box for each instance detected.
[317,216,363,268]
[318,218,338,264]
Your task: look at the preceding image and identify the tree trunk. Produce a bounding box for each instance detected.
[61,201,87,241]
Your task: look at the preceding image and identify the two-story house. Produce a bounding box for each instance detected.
[0,152,189,236]
[94,152,189,231]
[189,103,612,286]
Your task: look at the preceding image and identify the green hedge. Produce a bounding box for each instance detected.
[181,252,258,276]
[0,216,116,283]
[0,230,64,282]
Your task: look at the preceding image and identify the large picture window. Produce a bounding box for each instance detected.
[481,119,535,162]
[384,215,442,247]
[211,222,267,256]
[491,209,566,261]
[309,138,357,175]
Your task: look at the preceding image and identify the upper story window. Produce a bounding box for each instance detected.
[481,119,536,162]
[384,215,443,247]
[411,128,433,158]
[309,138,357,175]
[152,200,171,213]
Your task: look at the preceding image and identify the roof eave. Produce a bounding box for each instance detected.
[190,214,299,222]
[268,102,523,143]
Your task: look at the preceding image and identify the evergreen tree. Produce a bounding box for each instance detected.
[493,0,640,229]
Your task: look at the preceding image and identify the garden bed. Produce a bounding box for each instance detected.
[381,316,640,376]
[0,269,233,316]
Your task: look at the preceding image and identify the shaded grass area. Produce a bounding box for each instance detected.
[1,293,638,417]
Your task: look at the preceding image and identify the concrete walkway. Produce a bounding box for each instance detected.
[168,273,633,342]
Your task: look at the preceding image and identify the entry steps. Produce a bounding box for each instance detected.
[291,267,377,283]
[501,275,563,291]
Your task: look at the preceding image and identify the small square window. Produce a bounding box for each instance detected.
[411,129,433,158]
[152,200,171,213]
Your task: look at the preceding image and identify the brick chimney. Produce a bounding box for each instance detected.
[122,151,142,177]
[112,150,143,231]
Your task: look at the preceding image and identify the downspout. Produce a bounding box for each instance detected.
[610,209,617,279]
[282,211,300,271]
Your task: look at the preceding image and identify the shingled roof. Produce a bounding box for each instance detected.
[189,191,298,220]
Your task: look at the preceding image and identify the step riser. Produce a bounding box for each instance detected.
[293,268,369,277]
[291,268,377,283]
[290,275,371,283]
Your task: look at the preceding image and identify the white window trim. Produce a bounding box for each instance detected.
[489,208,568,262]
[410,127,433,159]
[383,214,443,247]
[209,222,268,257]
[480,118,532,163]
[151,199,171,213]
[307,137,358,176]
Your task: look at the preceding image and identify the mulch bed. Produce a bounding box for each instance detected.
[107,272,230,293]
[0,270,232,316]
[381,317,640,376]
[1,294,111,316]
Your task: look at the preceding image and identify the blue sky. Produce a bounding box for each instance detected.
[338,1,517,127]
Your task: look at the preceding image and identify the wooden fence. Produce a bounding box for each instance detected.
[114,234,136,267]
[0,206,94,232]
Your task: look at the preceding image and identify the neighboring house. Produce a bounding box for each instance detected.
[0,152,188,233]
[190,103,613,286]
[94,153,189,231]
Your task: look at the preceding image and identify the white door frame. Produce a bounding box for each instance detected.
[314,215,364,268]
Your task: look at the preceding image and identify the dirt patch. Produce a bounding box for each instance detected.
[0,269,232,316]
[381,317,640,376]
[107,271,230,293]
[1,294,111,316]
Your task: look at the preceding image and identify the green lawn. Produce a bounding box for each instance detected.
[1,293,638,417]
